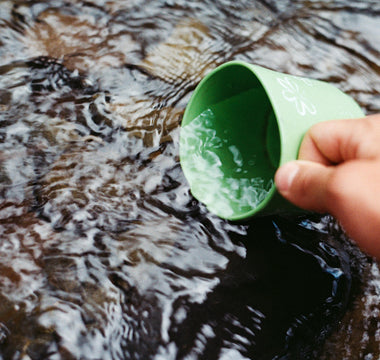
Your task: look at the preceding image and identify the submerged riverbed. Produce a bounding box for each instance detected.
[0,1,380,359]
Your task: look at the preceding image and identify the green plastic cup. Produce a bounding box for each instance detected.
[179,61,364,221]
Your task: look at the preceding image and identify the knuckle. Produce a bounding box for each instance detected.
[356,117,380,158]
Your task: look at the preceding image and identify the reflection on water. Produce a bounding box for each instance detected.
[0,1,380,359]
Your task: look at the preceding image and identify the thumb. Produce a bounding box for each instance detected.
[274,160,334,212]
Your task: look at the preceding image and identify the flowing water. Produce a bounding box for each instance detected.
[0,1,380,359]
[180,105,274,219]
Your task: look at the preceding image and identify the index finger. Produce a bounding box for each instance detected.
[298,114,380,165]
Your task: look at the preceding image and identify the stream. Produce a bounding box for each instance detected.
[0,1,380,359]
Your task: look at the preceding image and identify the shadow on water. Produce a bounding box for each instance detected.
[0,1,380,359]
[167,215,359,360]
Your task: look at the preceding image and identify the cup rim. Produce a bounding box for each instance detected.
[180,60,281,220]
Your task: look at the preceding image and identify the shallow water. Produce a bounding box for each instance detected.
[0,1,380,359]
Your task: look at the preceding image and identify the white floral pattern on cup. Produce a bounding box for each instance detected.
[298,77,314,87]
[277,76,317,116]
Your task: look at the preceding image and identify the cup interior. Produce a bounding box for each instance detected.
[180,63,281,220]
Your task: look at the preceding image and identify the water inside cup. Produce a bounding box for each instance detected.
[180,88,280,219]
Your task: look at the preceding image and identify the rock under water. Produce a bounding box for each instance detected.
[0,1,380,359]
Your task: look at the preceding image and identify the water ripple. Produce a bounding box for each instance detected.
[0,1,379,359]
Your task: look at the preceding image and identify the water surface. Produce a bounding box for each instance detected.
[0,1,380,359]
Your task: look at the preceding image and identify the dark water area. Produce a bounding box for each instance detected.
[0,1,380,359]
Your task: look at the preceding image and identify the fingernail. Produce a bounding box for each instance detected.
[275,162,300,193]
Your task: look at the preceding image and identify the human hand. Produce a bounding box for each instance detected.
[275,114,380,258]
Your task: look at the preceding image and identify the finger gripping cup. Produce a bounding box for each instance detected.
[179,61,364,220]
